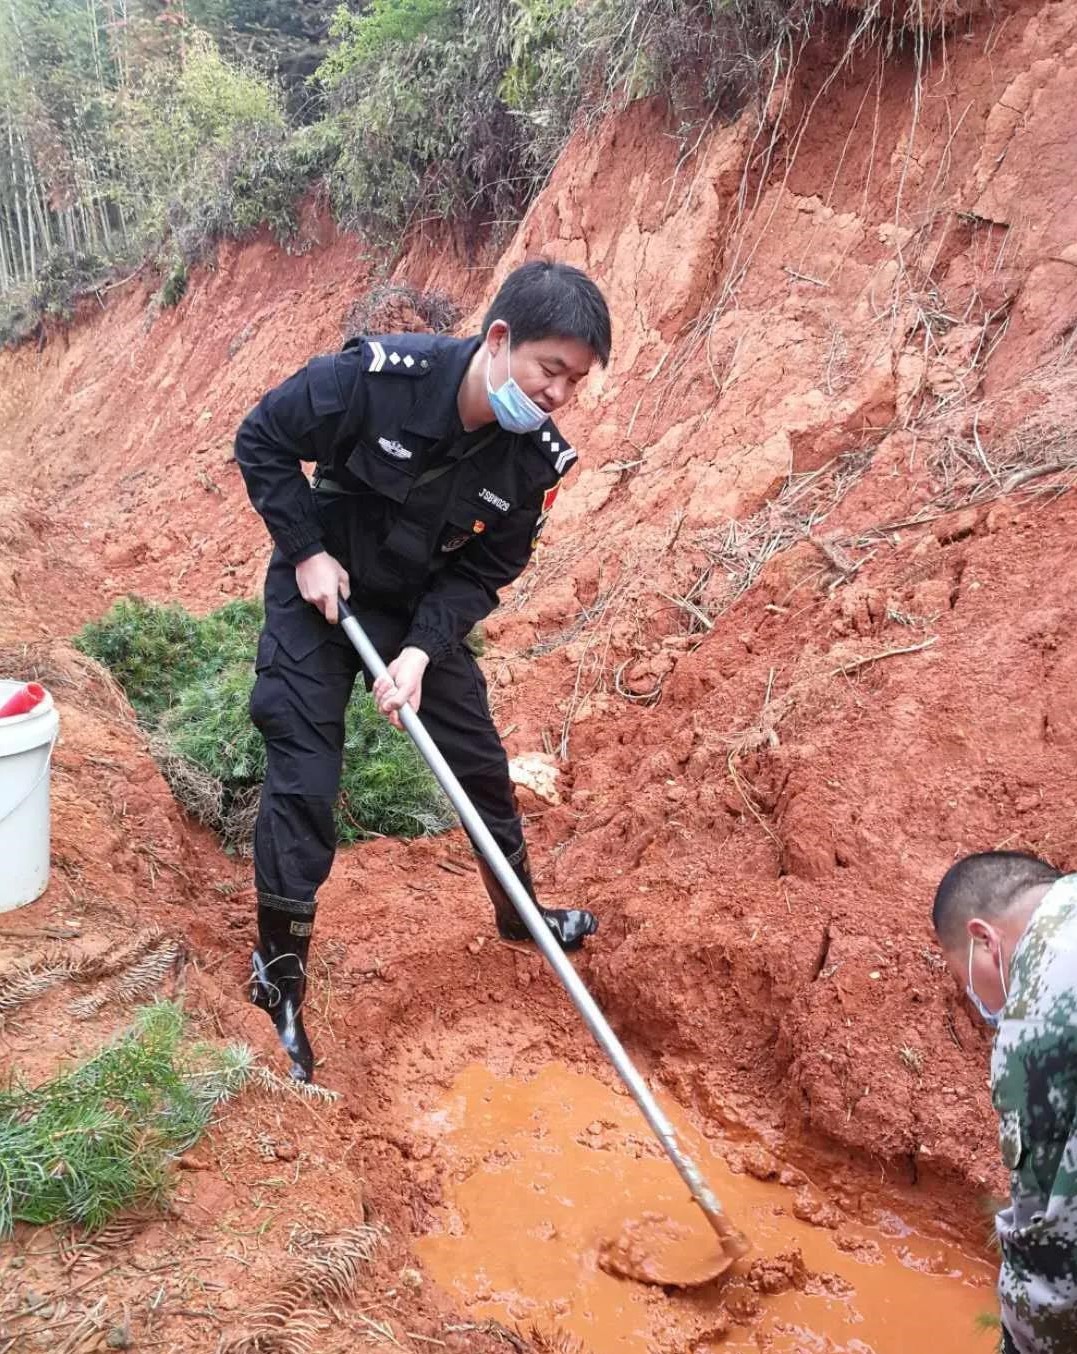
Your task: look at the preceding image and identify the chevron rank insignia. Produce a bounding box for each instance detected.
[536,425,578,476]
[362,339,431,375]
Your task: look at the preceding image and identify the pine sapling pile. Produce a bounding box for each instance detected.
[75,596,454,849]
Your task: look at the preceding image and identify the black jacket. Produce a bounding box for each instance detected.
[235,331,577,665]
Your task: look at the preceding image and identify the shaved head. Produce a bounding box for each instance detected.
[933,851,1061,950]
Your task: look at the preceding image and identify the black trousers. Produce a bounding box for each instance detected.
[248,605,524,911]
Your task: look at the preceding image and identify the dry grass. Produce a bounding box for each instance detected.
[695,447,876,617]
[217,1227,382,1354]
[553,514,687,757]
[69,933,184,1019]
[850,364,1077,545]
[57,1215,145,1273]
[342,283,460,342]
[517,448,876,753]
[0,927,184,1021]
[0,641,132,721]
[0,948,80,1016]
[517,1324,586,1353]
[444,1323,585,1353]
[511,537,591,620]
[695,365,1077,633]
[248,1065,341,1104]
[721,638,937,847]
[899,1044,924,1075]
[150,731,261,855]
[75,927,168,982]
[725,637,938,760]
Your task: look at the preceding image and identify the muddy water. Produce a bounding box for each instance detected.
[416,1064,997,1353]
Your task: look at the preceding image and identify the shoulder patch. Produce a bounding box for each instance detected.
[306,353,347,416]
[359,335,435,378]
[533,420,578,478]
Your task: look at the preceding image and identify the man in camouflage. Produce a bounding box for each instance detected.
[932,851,1077,1352]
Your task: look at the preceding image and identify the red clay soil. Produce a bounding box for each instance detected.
[1,0,1076,1346]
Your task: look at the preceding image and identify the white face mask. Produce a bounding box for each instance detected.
[966,936,1008,1028]
[485,330,547,434]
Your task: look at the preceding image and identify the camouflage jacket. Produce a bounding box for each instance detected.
[992,874,1077,1353]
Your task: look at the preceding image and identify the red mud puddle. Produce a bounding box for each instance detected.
[416,1064,997,1354]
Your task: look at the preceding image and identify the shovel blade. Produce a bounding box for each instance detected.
[598,1211,737,1289]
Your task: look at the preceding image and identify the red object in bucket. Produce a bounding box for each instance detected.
[0,683,46,718]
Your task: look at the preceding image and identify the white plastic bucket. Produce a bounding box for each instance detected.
[0,679,60,912]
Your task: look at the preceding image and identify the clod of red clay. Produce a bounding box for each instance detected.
[722,1287,764,1324]
[745,1247,808,1294]
[737,1144,781,1180]
[835,1227,884,1263]
[791,1187,845,1229]
[691,1310,733,1350]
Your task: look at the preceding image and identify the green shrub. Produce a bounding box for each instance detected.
[157,651,454,846]
[318,0,456,74]
[0,1002,251,1235]
[317,0,801,249]
[75,595,265,721]
[161,663,266,785]
[123,32,326,266]
[75,596,209,721]
[164,124,306,262]
[195,597,267,667]
[158,255,189,308]
[78,596,453,847]
[320,0,536,247]
[0,251,106,348]
[0,0,825,321]
[30,249,106,323]
[338,695,455,840]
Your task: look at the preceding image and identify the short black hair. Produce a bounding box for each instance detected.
[932,851,1061,948]
[482,259,611,367]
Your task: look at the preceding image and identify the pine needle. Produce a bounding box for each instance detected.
[0,954,76,1015]
[56,1296,109,1354]
[218,1228,381,1353]
[75,927,166,983]
[114,939,183,1003]
[70,936,182,1019]
[444,1323,585,1353]
[77,595,453,849]
[250,1066,340,1103]
[289,1226,382,1300]
[517,1326,586,1354]
[0,1002,253,1236]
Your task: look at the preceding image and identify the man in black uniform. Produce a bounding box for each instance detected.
[235,260,612,1081]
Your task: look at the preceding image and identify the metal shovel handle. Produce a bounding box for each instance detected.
[338,597,748,1257]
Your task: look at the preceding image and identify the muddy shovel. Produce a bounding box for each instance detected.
[338,597,749,1284]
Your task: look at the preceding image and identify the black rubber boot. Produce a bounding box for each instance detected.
[250,900,315,1082]
[478,848,598,952]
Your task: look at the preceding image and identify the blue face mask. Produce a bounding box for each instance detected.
[967,937,1007,1029]
[486,332,547,434]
